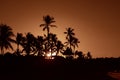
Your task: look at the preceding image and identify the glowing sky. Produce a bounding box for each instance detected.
[0,0,120,57]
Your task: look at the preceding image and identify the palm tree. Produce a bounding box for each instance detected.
[64,27,75,50]
[40,15,56,48]
[64,27,80,58]
[71,37,80,57]
[22,32,35,56]
[56,40,64,56]
[0,24,15,54]
[72,37,80,51]
[34,36,44,56]
[15,33,23,55]
[49,33,57,54]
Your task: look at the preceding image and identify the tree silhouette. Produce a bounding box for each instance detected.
[72,37,80,52]
[22,32,35,56]
[64,27,75,50]
[49,33,57,56]
[86,51,92,59]
[0,24,15,54]
[15,33,23,55]
[40,15,56,48]
[34,36,44,56]
[56,40,64,56]
[64,27,80,58]
[63,47,73,55]
[75,51,84,60]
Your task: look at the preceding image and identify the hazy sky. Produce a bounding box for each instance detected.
[0,0,120,57]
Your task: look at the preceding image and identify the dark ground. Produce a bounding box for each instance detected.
[0,56,119,80]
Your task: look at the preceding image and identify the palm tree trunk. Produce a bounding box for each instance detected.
[17,43,19,50]
[69,36,72,50]
[17,43,19,51]
[16,44,20,55]
[56,49,59,56]
[47,27,50,45]
[74,48,76,58]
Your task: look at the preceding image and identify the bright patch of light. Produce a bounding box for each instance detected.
[46,53,51,57]
[46,52,57,57]
[45,50,57,59]
[52,52,56,56]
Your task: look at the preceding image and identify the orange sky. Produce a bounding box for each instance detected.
[0,0,120,58]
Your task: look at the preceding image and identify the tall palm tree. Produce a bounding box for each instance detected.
[72,37,80,58]
[64,27,75,57]
[64,27,75,50]
[64,27,80,58]
[0,24,15,54]
[15,33,23,55]
[40,15,56,48]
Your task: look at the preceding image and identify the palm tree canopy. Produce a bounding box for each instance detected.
[64,27,80,56]
[16,33,23,44]
[71,37,80,48]
[63,47,73,55]
[40,15,56,31]
[64,27,75,39]
[21,32,35,55]
[43,15,55,25]
[64,27,75,48]
[0,24,15,53]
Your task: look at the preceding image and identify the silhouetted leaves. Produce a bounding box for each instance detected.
[0,24,15,54]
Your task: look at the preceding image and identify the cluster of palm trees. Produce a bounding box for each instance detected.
[0,15,91,59]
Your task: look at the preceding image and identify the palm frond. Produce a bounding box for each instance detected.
[40,24,45,27]
[64,32,67,34]
[8,42,14,50]
[50,25,57,27]
[50,21,56,23]
[42,26,46,31]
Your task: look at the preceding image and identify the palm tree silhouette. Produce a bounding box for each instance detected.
[0,24,15,54]
[64,27,75,50]
[71,37,80,57]
[64,27,75,57]
[15,33,23,55]
[72,37,80,51]
[63,47,73,58]
[64,27,80,58]
[56,40,64,56]
[40,15,56,50]
[22,32,35,56]
[49,33,57,55]
[34,36,44,56]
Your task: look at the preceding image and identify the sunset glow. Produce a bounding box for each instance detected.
[44,49,57,59]
[0,0,120,80]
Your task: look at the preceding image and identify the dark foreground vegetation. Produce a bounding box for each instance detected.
[0,55,119,80]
